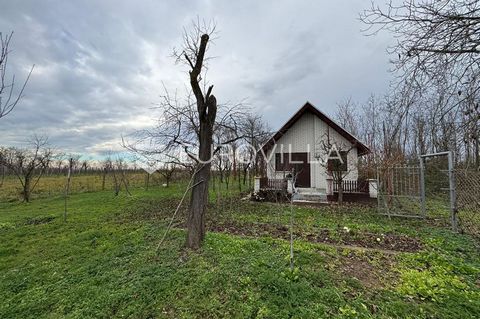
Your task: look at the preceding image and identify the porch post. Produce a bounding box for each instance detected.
[254,177,261,192]
[368,179,378,198]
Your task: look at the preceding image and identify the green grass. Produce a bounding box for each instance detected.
[0,184,479,318]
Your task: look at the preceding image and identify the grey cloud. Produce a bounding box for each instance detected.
[0,0,394,157]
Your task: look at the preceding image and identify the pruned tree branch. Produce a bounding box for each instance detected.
[0,31,34,120]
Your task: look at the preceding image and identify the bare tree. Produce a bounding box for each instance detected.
[335,98,359,136]
[125,20,248,249]
[54,156,65,174]
[361,1,480,82]
[176,20,219,249]
[81,159,89,172]
[0,151,5,187]
[316,128,357,205]
[101,157,112,191]
[109,156,131,196]
[361,0,480,148]
[241,114,271,183]
[0,32,34,120]
[159,162,177,187]
[0,136,53,202]
[64,157,73,221]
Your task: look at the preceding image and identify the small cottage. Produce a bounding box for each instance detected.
[256,102,376,202]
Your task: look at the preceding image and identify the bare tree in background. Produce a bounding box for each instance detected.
[361,0,480,166]
[0,136,53,202]
[241,114,271,184]
[159,162,177,187]
[64,154,82,173]
[316,129,357,205]
[0,151,5,187]
[81,159,89,172]
[0,32,34,120]
[110,156,131,196]
[54,155,65,174]
[361,0,480,85]
[361,0,480,152]
[64,157,73,222]
[335,98,359,137]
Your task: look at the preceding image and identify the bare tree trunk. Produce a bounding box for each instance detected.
[338,179,343,205]
[101,168,106,190]
[112,169,120,196]
[211,170,216,192]
[475,136,480,168]
[232,144,237,180]
[243,165,248,185]
[225,166,230,190]
[0,164,4,187]
[184,32,217,249]
[187,121,213,248]
[219,164,224,183]
[238,163,242,192]
[23,176,31,202]
[120,169,131,196]
[165,174,171,187]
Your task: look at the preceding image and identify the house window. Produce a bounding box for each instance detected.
[327,151,348,172]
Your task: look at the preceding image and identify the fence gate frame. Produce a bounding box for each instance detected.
[377,151,459,233]
[419,151,458,232]
[376,164,423,219]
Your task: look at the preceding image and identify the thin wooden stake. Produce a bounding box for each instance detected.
[64,158,73,222]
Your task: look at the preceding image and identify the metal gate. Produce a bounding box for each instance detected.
[377,164,423,218]
[420,151,457,230]
[377,151,460,232]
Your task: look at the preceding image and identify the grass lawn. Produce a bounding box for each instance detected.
[0,184,479,318]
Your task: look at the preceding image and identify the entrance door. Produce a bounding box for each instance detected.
[290,153,310,188]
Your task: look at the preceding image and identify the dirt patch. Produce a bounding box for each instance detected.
[208,221,422,253]
[123,197,422,253]
[305,229,422,252]
[23,216,56,225]
[336,250,397,290]
[121,198,183,221]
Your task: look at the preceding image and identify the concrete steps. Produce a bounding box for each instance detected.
[293,188,328,203]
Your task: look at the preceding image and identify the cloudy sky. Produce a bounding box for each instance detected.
[0,0,393,157]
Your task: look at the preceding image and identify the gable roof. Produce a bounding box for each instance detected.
[262,102,370,156]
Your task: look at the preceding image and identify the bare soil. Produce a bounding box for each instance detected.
[335,249,398,290]
[208,221,422,253]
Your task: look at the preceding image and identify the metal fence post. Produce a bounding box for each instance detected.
[419,157,426,218]
[447,151,458,232]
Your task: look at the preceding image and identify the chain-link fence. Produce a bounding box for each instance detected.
[455,170,480,237]
[377,152,480,240]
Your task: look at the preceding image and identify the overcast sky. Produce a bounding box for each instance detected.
[0,0,393,157]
